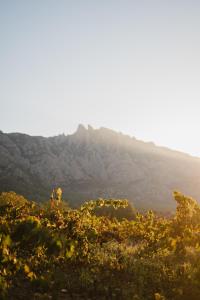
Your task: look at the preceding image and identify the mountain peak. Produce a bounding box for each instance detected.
[76,124,87,133]
[88,125,94,131]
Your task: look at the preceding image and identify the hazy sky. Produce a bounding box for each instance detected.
[1,0,200,156]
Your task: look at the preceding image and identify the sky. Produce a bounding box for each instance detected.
[1,0,200,156]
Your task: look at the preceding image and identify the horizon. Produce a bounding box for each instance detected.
[1,123,199,158]
[1,1,200,157]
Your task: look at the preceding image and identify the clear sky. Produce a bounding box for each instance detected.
[1,0,200,156]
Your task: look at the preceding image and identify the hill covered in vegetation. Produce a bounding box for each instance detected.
[1,191,200,299]
[1,126,200,210]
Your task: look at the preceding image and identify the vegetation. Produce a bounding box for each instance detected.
[1,190,200,299]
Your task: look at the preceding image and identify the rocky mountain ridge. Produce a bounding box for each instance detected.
[0,125,200,211]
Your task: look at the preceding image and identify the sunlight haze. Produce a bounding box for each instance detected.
[1,0,200,156]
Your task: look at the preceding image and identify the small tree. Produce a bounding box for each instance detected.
[55,188,62,204]
[50,188,62,208]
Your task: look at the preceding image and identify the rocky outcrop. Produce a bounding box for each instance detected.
[0,125,200,211]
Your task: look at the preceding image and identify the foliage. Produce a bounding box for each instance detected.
[1,191,200,299]
[93,200,136,220]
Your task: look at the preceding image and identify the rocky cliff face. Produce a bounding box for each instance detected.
[1,125,200,211]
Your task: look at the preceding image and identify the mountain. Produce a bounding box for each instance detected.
[0,125,200,211]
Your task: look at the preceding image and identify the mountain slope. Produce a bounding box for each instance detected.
[0,125,200,211]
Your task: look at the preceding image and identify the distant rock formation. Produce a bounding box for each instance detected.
[0,125,200,211]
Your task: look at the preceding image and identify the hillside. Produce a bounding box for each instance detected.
[1,191,200,300]
[0,125,200,211]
